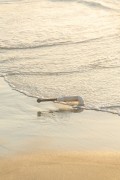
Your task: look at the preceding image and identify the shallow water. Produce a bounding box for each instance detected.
[1,78,120,155]
[0,0,120,114]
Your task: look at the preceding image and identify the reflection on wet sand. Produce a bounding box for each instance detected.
[37,103,84,117]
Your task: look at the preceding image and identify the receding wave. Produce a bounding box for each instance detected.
[0,37,102,51]
[4,75,120,116]
[50,0,114,11]
[78,0,113,10]
[3,68,91,77]
[0,0,25,4]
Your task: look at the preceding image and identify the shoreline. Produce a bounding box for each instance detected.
[1,77,120,155]
[1,77,120,179]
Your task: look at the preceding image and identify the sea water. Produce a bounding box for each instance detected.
[0,0,120,115]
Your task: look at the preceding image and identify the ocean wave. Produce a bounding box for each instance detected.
[2,66,120,79]
[50,0,115,11]
[78,0,113,10]
[0,0,24,4]
[0,37,101,51]
[1,58,120,78]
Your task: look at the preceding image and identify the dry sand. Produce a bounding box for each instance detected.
[1,151,120,180]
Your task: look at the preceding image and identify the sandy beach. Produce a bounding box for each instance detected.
[0,0,120,178]
[0,77,120,179]
[1,151,120,180]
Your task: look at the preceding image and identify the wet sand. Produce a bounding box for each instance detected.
[1,77,120,179]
